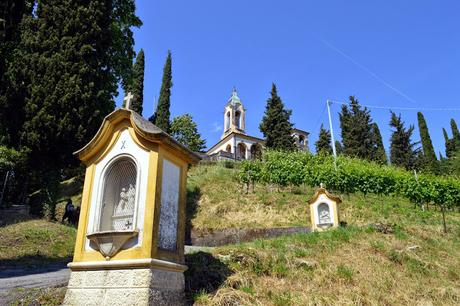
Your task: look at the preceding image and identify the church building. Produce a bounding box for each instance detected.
[206,89,309,160]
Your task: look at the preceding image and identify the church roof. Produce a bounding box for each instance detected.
[74,108,201,164]
[226,88,242,106]
[207,131,265,154]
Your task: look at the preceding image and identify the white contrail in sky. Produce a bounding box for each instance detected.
[317,37,417,104]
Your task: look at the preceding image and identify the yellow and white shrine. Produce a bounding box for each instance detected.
[308,185,342,231]
[63,104,200,305]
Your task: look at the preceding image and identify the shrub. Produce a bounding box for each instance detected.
[240,151,460,209]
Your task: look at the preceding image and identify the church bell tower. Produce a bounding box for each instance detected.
[222,88,246,139]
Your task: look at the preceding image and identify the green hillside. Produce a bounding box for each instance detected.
[2,162,459,305]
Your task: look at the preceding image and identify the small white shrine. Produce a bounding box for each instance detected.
[63,98,200,305]
[308,184,342,231]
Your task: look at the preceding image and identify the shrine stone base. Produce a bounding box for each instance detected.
[63,265,186,306]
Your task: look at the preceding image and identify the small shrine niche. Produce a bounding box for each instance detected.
[100,157,137,231]
[308,185,342,231]
[64,107,200,306]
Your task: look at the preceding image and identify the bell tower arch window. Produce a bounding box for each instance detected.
[235,111,241,129]
[225,111,230,130]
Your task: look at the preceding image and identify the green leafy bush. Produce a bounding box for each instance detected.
[240,151,460,209]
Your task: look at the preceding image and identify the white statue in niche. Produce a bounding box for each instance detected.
[126,184,135,211]
[318,203,331,224]
[115,187,128,215]
[114,184,135,216]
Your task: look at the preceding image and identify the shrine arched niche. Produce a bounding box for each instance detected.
[97,154,140,232]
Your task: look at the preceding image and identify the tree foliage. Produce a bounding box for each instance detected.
[370,123,387,164]
[240,151,460,209]
[0,0,34,146]
[389,111,418,170]
[123,49,145,114]
[153,50,172,132]
[0,0,141,218]
[417,112,438,173]
[259,84,296,151]
[170,114,206,152]
[315,124,332,155]
[335,140,344,155]
[339,96,374,160]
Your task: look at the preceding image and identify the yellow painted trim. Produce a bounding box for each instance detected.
[141,149,159,259]
[309,192,340,232]
[151,147,164,259]
[73,165,95,262]
[68,258,187,272]
[72,110,195,265]
[77,111,128,163]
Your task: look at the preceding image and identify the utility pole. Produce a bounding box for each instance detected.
[327,100,337,170]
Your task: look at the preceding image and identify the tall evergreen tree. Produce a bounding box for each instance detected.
[451,119,460,145]
[170,114,206,152]
[8,0,140,218]
[417,112,438,173]
[370,123,387,164]
[389,111,418,170]
[443,127,457,158]
[0,0,33,146]
[315,124,332,155]
[339,96,374,160]
[153,50,172,132]
[123,49,145,114]
[259,84,296,151]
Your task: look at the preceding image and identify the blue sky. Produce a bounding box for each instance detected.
[116,0,460,156]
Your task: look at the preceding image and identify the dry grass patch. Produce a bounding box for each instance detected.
[188,164,310,230]
[9,286,66,306]
[188,224,460,305]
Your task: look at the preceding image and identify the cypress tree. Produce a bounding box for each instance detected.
[370,123,387,164]
[123,49,145,114]
[154,50,173,132]
[259,83,296,151]
[0,0,33,146]
[417,112,438,173]
[339,96,374,160]
[12,0,140,218]
[389,111,418,170]
[443,127,456,158]
[451,119,460,145]
[315,124,332,155]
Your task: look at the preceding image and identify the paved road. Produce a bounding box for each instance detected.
[0,264,70,304]
[0,246,212,304]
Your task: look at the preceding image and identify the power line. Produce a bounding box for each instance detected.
[328,100,460,112]
[311,102,327,133]
[316,36,417,104]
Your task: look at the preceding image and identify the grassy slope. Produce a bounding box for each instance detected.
[188,163,459,230]
[3,163,460,305]
[0,220,76,268]
[187,163,460,305]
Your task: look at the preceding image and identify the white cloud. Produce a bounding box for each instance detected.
[211,122,222,133]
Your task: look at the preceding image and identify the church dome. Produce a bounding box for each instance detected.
[227,87,242,106]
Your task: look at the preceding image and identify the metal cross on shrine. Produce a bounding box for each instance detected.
[123,92,134,110]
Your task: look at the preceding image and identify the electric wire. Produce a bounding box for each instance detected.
[328,100,460,112]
